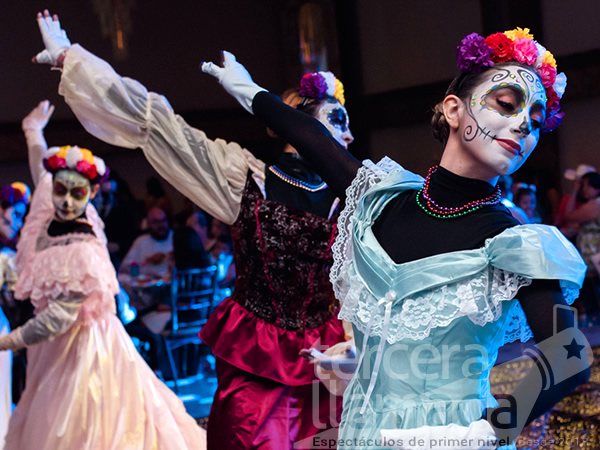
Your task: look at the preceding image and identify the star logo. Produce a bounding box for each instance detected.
[563,338,585,360]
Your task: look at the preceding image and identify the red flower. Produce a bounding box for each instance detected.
[76,160,98,180]
[538,63,557,89]
[485,33,515,63]
[546,87,561,115]
[47,155,67,169]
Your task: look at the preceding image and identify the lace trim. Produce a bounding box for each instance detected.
[331,157,581,345]
[330,157,399,303]
[338,265,580,345]
[502,280,580,345]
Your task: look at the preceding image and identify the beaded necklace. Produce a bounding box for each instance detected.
[416,165,501,219]
[268,165,328,192]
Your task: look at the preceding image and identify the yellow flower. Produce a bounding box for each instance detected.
[504,27,534,41]
[57,145,70,159]
[334,79,345,106]
[543,51,557,68]
[80,148,95,165]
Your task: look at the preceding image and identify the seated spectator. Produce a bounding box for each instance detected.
[562,171,600,326]
[119,206,173,287]
[514,185,542,224]
[120,207,173,376]
[93,172,140,270]
[144,176,173,219]
[173,212,212,270]
[498,175,529,224]
[556,164,597,239]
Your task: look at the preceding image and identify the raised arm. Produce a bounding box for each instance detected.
[202,52,361,197]
[21,100,55,187]
[34,10,249,224]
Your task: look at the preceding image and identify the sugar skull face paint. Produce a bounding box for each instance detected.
[315,101,354,149]
[462,64,546,176]
[0,202,26,240]
[52,170,92,222]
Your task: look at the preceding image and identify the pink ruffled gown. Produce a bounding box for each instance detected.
[8,174,206,450]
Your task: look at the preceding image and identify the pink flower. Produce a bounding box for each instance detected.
[513,38,538,66]
[538,63,557,89]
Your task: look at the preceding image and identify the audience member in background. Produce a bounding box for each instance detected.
[0,181,30,446]
[119,206,173,286]
[498,175,529,224]
[514,185,542,224]
[93,172,140,270]
[173,212,212,270]
[202,217,230,254]
[144,176,173,219]
[562,171,600,326]
[555,164,597,239]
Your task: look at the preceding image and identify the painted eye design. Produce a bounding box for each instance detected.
[70,187,89,200]
[53,182,68,196]
[327,108,349,131]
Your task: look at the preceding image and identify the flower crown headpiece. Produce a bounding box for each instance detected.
[0,182,31,206]
[43,145,109,184]
[456,27,566,132]
[298,71,345,106]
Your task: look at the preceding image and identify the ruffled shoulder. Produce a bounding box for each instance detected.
[330,157,420,301]
[485,224,586,289]
[486,224,587,344]
[15,235,119,306]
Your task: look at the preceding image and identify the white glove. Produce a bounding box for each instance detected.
[22,100,55,132]
[0,328,25,352]
[34,10,71,66]
[379,419,497,450]
[201,51,267,114]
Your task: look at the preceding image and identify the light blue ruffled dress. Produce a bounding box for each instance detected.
[331,159,586,449]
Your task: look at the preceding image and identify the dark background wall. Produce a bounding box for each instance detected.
[1,0,599,205]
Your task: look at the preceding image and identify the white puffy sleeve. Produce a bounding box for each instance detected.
[59,44,249,224]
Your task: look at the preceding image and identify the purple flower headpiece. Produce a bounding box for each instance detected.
[298,72,345,106]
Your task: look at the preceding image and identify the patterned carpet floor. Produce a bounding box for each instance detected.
[195,330,600,448]
[490,333,600,449]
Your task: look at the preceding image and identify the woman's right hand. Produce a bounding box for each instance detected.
[22,100,55,132]
[201,51,267,114]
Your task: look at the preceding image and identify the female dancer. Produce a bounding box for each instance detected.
[0,100,205,449]
[0,181,30,447]
[201,29,591,448]
[35,10,354,449]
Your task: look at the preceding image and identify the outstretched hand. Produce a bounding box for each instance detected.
[22,100,55,132]
[201,51,267,114]
[34,10,71,66]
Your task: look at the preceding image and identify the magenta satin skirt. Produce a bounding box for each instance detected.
[207,358,342,450]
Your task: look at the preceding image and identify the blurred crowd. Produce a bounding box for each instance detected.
[501,163,600,327]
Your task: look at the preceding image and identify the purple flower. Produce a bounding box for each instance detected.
[299,73,328,99]
[543,111,565,133]
[456,33,494,72]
